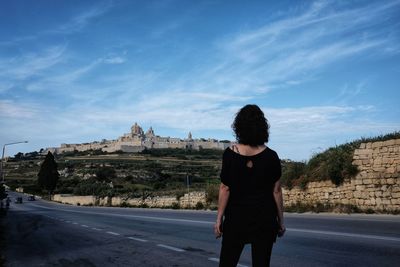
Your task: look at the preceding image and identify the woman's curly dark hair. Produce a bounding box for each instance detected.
[232,104,269,146]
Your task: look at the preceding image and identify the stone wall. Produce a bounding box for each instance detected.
[283,139,400,212]
[53,191,206,208]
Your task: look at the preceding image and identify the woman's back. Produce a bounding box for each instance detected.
[220,145,281,242]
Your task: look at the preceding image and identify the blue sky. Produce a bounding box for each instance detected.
[0,0,399,161]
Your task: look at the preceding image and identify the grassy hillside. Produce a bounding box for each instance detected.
[281,132,400,189]
[4,149,223,200]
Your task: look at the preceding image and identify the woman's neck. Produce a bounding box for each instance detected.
[235,143,266,156]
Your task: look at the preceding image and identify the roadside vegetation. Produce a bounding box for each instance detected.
[281,132,400,189]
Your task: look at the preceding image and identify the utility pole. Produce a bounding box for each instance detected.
[1,141,28,183]
[186,174,190,208]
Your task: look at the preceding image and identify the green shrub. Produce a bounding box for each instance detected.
[280,132,399,189]
[195,201,205,210]
[95,166,116,182]
[175,190,185,201]
[206,184,219,204]
[139,203,149,208]
[171,202,180,209]
[281,161,306,189]
[120,202,131,208]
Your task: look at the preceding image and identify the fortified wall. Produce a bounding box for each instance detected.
[283,139,400,212]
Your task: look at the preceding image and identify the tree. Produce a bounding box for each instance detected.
[95,166,116,182]
[14,152,24,161]
[37,151,59,194]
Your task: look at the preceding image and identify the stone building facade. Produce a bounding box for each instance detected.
[47,122,230,154]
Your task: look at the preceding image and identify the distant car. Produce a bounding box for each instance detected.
[15,197,23,204]
[28,195,35,201]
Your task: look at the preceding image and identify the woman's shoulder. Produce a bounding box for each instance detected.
[264,147,280,160]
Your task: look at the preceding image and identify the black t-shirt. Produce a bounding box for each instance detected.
[220,146,281,242]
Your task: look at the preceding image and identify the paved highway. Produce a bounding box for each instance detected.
[2,192,400,266]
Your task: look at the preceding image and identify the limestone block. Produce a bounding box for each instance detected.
[364,200,371,205]
[366,143,372,149]
[384,140,395,146]
[382,199,391,205]
[362,179,373,185]
[356,185,365,191]
[395,139,400,145]
[392,192,400,198]
[353,192,362,198]
[371,141,383,148]
[396,163,400,173]
[359,143,366,149]
[375,191,382,197]
[361,192,370,199]
[391,198,399,205]
[356,199,365,205]
[383,158,394,165]
[369,192,375,197]
[387,178,395,185]
[362,160,371,165]
[354,179,363,185]
[374,167,386,173]
[375,198,382,205]
[370,198,376,205]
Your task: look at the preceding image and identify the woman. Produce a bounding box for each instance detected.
[214,104,285,267]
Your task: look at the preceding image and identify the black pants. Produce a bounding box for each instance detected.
[219,239,274,267]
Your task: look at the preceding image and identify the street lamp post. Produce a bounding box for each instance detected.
[1,141,28,183]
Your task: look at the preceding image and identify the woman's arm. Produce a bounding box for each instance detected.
[214,183,230,238]
[273,180,286,237]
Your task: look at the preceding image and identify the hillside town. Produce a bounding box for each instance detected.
[46,123,231,154]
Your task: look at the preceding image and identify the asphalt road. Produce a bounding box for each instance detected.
[2,192,400,267]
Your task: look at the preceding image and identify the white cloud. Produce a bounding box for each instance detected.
[214,1,398,90]
[51,2,114,34]
[0,45,66,82]
[103,56,126,64]
[0,100,40,119]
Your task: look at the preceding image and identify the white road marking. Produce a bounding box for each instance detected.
[288,228,400,242]
[208,257,219,263]
[92,228,102,231]
[30,203,400,243]
[66,221,71,223]
[127,237,148,242]
[106,231,120,236]
[72,222,78,225]
[157,244,185,252]
[81,225,89,228]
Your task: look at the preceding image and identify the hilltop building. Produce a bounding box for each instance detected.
[47,122,231,154]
